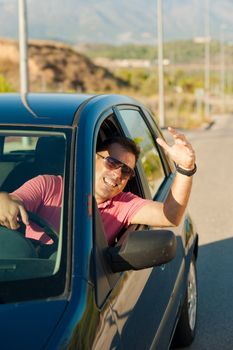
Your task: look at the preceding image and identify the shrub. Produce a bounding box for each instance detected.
[0,75,14,92]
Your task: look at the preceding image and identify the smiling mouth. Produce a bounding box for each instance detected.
[103,177,119,188]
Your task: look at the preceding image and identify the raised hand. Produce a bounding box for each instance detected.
[156,127,196,170]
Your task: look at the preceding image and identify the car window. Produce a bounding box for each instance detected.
[0,130,69,302]
[118,109,165,198]
[3,136,38,154]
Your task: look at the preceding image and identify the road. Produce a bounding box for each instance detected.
[182,114,233,349]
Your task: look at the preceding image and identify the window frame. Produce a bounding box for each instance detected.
[0,125,73,303]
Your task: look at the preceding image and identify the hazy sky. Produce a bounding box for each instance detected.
[0,0,232,44]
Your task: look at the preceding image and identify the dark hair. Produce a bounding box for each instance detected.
[97,136,140,162]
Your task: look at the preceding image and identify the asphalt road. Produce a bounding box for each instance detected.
[181,114,233,349]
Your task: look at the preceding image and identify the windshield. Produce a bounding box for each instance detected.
[0,129,70,302]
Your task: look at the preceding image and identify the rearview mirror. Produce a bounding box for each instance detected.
[106,229,177,273]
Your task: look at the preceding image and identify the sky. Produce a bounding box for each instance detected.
[0,0,233,44]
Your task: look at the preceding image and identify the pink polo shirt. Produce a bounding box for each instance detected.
[12,175,63,244]
[98,192,149,245]
[12,175,149,246]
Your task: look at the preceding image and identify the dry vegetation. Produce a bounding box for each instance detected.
[1,38,232,129]
[0,38,128,93]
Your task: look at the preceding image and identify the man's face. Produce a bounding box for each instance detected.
[95,143,136,204]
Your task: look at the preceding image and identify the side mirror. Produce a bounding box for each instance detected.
[106,229,177,273]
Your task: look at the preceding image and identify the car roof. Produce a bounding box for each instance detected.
[0,93,139,127]
[0,93,93,126]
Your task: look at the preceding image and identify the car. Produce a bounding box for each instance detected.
[0,93,198,349]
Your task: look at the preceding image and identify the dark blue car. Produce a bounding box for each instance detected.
[0,93,198,349]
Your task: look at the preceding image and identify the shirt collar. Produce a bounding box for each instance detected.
[97,192,125,209]
[98,197,113,209]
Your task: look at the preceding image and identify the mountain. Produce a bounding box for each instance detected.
[0,0,233,45]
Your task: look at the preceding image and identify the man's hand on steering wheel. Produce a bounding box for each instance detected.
[0,192,58,245]
[0,192,29,230]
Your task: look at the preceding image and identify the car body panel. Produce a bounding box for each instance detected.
[0,93,91,125]
[47,284,122,350]
[0,299,68,349]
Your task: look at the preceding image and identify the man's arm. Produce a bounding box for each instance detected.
[0,192,29,230]
[131,127,196,227]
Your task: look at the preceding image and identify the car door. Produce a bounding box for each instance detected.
[92,109,180,349]
[115,107,181,348]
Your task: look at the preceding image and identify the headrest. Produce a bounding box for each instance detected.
[35,136,66,175]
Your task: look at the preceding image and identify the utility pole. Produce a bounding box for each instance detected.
[220,24,226,113]
[204,0,210,118]
[18,0,29,94]
[157,0,165,128]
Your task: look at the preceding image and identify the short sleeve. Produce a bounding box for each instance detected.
[12,175,48,212]
[115,192,150,226]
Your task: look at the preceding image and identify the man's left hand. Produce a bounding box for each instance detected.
[156,127,196,170]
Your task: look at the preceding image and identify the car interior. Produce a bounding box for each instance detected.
[0,134,66,282]
[0,136,65,192]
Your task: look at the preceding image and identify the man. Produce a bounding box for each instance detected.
[0,127,196,245]
[96,127,196,244]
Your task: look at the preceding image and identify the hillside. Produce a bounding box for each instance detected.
[0,38,128,92]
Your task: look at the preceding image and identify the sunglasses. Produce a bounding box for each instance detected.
[97,153,135,179]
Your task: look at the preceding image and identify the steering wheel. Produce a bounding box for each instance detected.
[27,211,58,246]
[0,211,59,259]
